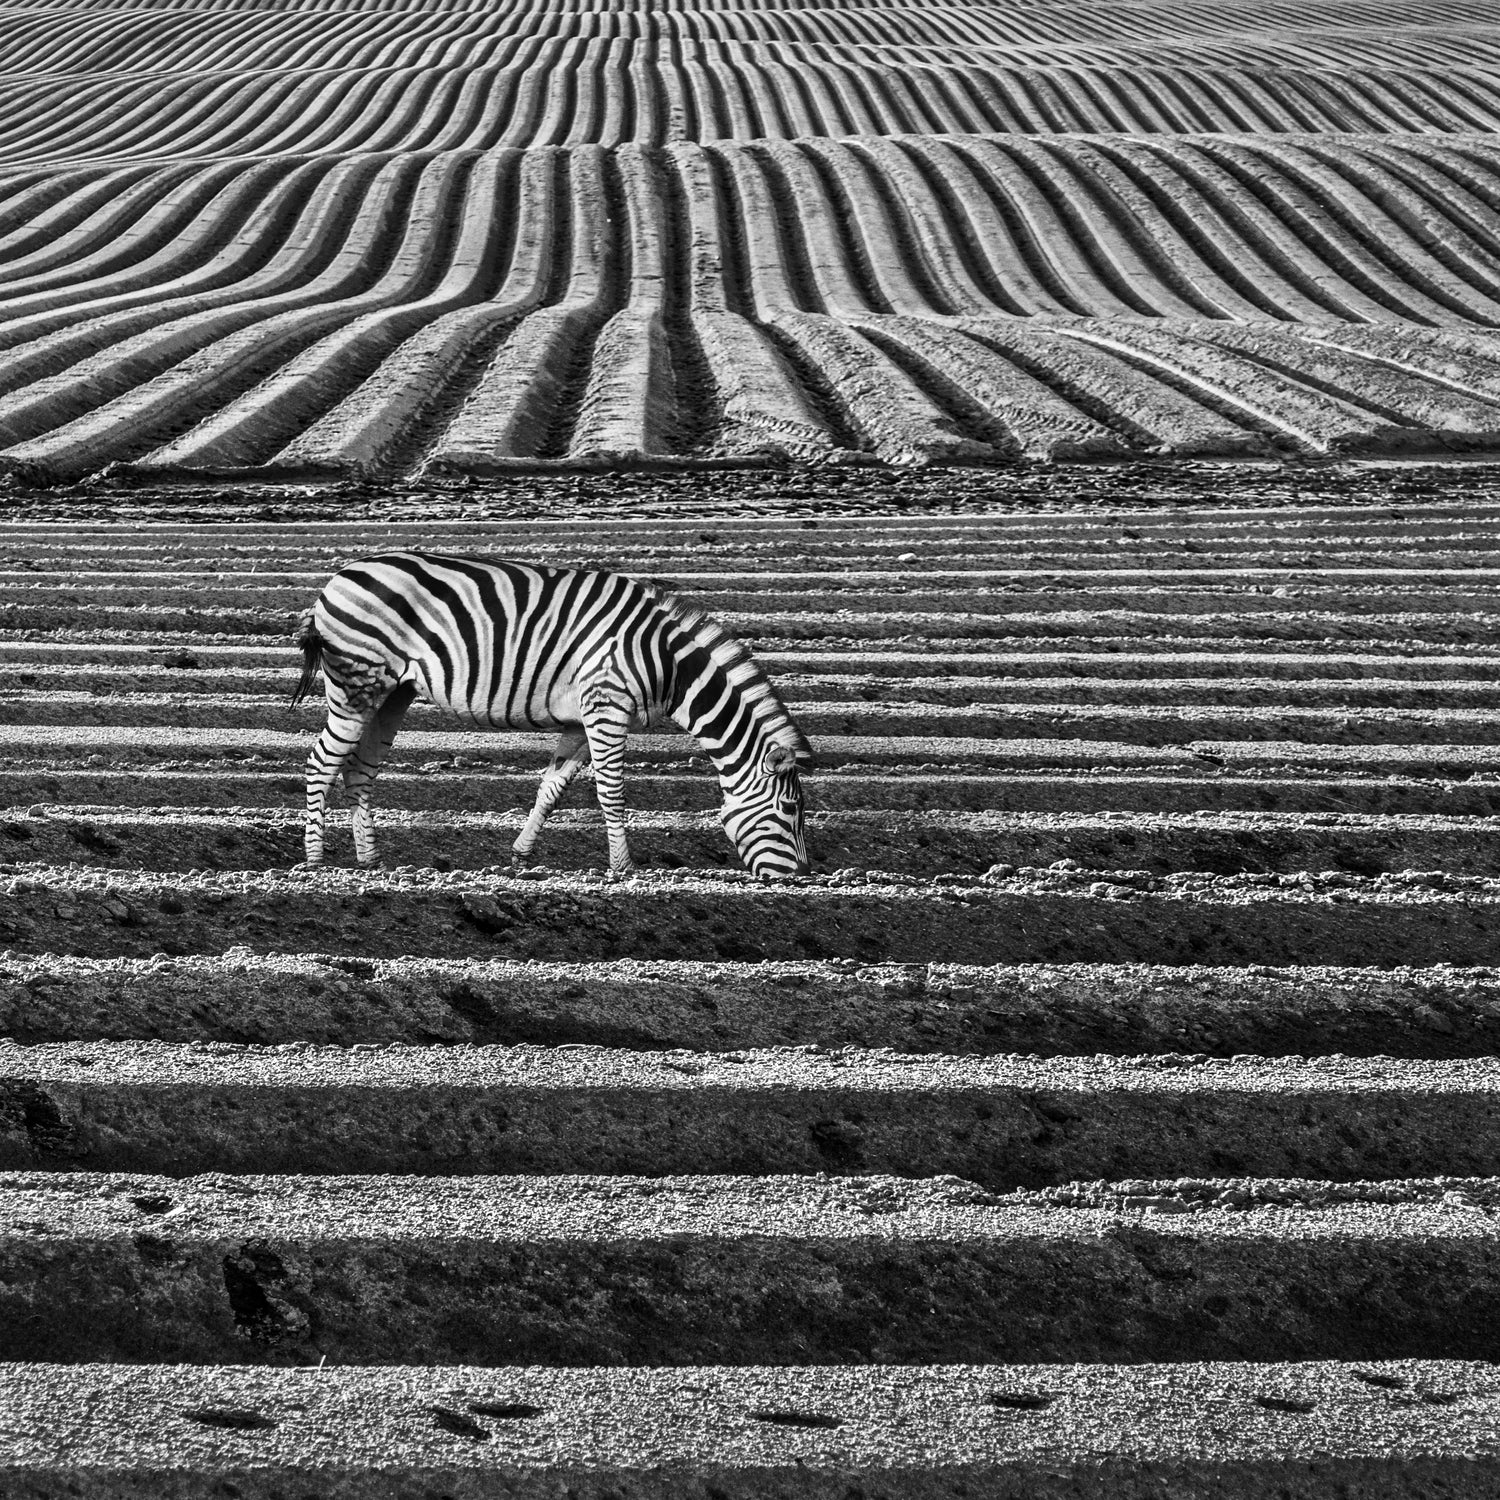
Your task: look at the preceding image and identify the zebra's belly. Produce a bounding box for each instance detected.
[420,681,584,732]
[421,680,662,734]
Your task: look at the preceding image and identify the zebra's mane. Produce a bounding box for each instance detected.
[642,580,813,763]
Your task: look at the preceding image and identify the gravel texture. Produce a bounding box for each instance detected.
[3,1041,1498,1183]
[4,807,1499,878]
[2,1172,1499,1365]
[2,956,1496,1057]
[3,487,1500,1489]
[1,1360,1497,1498]
[3,865,1499,965]
[6,770,1500,818]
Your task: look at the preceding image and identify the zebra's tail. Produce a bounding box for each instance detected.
[290,607,323,707]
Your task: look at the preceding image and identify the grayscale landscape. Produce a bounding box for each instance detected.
[2,0,1500,1494]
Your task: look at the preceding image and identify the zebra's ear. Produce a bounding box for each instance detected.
[762,743,798,775]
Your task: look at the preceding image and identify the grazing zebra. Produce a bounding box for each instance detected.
[290,551,813,879]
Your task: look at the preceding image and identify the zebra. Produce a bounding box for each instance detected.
[290,551,813,879]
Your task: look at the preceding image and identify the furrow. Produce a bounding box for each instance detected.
[4,1359,1497,1496]
[2,1172,1499,1365]
[3,1043,1498,1185]
[5,955,1499,1059]
[7,806,1499,878]
[423,145,616,472]
[1,867,1497,967]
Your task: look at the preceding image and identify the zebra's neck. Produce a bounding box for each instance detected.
[648,595,808,780]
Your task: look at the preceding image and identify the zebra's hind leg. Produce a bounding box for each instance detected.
[513,728,590,868]
[302,707,374,867]
[580,701,635,880]
[343,683,417,868]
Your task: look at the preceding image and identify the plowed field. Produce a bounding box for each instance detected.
[4,485,1500,1492]
[12,1,1500,475]
[7,0,1500,1488]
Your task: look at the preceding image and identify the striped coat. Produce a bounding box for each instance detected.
[293,551,812,878]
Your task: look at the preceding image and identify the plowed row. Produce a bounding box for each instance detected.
[16,135,1500,478]
[8,0,1500,481]
[2,501,1500,1490]
[6,54,1498,156]
[10,0,1500,159]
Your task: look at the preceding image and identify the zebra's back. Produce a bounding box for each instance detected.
[314,551,670,730]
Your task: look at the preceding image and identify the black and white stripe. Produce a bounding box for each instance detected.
[291,551,813,878]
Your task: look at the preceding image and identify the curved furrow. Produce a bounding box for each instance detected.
[0,168,99,235]
[1189,321,1500,437]
[850,137,1009,316]
[1298,322,1500,406]
[1408,67,1500,129]
[679,47,728,139]
[1052,68,1141,132]
[1246,137,1500,322]
[2,13,1500,469]
[562,143,682,463]
[726,46,786,136]
[0,153,432,481]
[1058,319,1429,453]
[105,74,333,160]
[668,140,832,459]
[654,36,696,139]
[1082,137,1337,320]
[757,48,824,136]
[961,318,1269,455]
[710,140,993,460]
[855,317,1127,459]
[277,146,552,478]
[11,37,1499,156]
[418,65,508,152]
[0,157,373,400]
[949,137,1144,318]
[1136,137,1405,322]
[897,137,1075,316]
[215,70,403,158]
[878,60,969,134]
[493,37,571,149]
[800,138,952,317]
[754,141,879,317]
[1010,137,1230,319]
[713,138,814,314]
[1320,137,1500,293]
[1140,66,1260,131]
[0,159,268,312]
[8,73,274,161]
[424,144,617,471]
[126,151,491,474]
[559,34,607,146]
[840,55,918,135]
[527,34,589,147]
[623,36,650,141]
[1036,67,1130,131]
[1051,140,1281,320]
[0,163,169,266]
[313,63,457,156]
[705,47,758,138]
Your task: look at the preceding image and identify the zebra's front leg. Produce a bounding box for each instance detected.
[302,709,371,867]
[343,684,417,868]
[581,703,635,880]
[513,728,590,868]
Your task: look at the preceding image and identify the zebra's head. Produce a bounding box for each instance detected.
[720,741,810,879]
